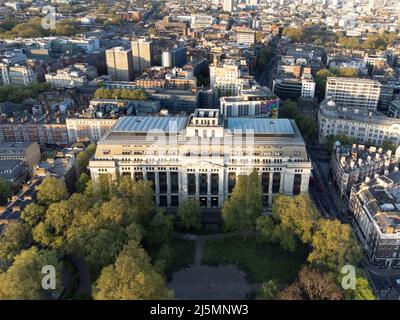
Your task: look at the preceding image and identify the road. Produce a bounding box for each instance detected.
[307,145,346,221]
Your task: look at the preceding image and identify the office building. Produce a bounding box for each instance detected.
[325,77,381,111]
[210,59,244,96]
[162,47,187,68]
[105,47,134,81]
[89,109,312,209]
[220,85,280,118]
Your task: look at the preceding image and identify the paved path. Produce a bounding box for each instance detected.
[169,230,260,299]
[71,253,91,297]
[194,239,204,266]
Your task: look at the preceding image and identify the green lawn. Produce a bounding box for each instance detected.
[167,239,195,274]
[203,235,308,284]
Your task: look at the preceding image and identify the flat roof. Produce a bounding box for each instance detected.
[111,116,188,133]
[225,118,295,136]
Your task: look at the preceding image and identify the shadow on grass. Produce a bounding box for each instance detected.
[203,235,309,284]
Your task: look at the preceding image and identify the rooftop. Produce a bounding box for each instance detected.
[225,118,295,136]
[111,116,188,134]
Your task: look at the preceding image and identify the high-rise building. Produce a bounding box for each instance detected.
[162,47,187,68]
[105,47,133,81]
[131,38,154,73]
[325,77,381,111]
[89,109,312,209]
[223,0,234,12]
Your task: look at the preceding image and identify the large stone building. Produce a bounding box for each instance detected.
[89,109,311,209]
[349,171,400,268]
[318,99,400,146]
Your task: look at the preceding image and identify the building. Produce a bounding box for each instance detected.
[0,160,26,183]
[331,143,400,198]
[388,99,400,118]
[349,171,400,268]
[89,109,312,209]
[223,0,234,12]
[1,64,36,85]
[325,77,381,111]
[105,47,134,81]
[131,38,154,73]
[237,31,256,46]
[45,67,87,88]
[67,38,100,54]
[66,118,118,143]
[273,77,315,99]
[318,99,400,146]
[0,142,41,172]
[162,47,187,68]
[165,68,196,91]
[0,123,69,145]
[210,59,244,96]
[155,16,189,36]
[146,89,199,113]
[220,85,280,118]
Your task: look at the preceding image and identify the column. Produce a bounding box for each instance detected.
[195,172,199,197]
[207,172,211,208]
[167,171,171,206]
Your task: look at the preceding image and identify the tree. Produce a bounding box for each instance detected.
[76,173,90,193]
[324,134,357,152]
[147,211,173,246]
[36,176,68,206]
[0,247,62,299]
[177,198,202,231]
[308,219,362,272]
[92,241,173,300]
[282,27,305,42]
[344,277,375,300]
[76,151,90,172]
[20,203,46,227]
[222,169,262,232]
[315,69,334,98]
[336,67,358,77]
[279,100,299,119]
[0,221,32,268]
[32,200,75,249]
[68,224,128,275]
[259,280,279,300]
[256,47,272,71]
[279,267,343,300]
[272,194,320,244]
[255,215,276,243]
[295,116,317,139]
[0,177,12,205]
